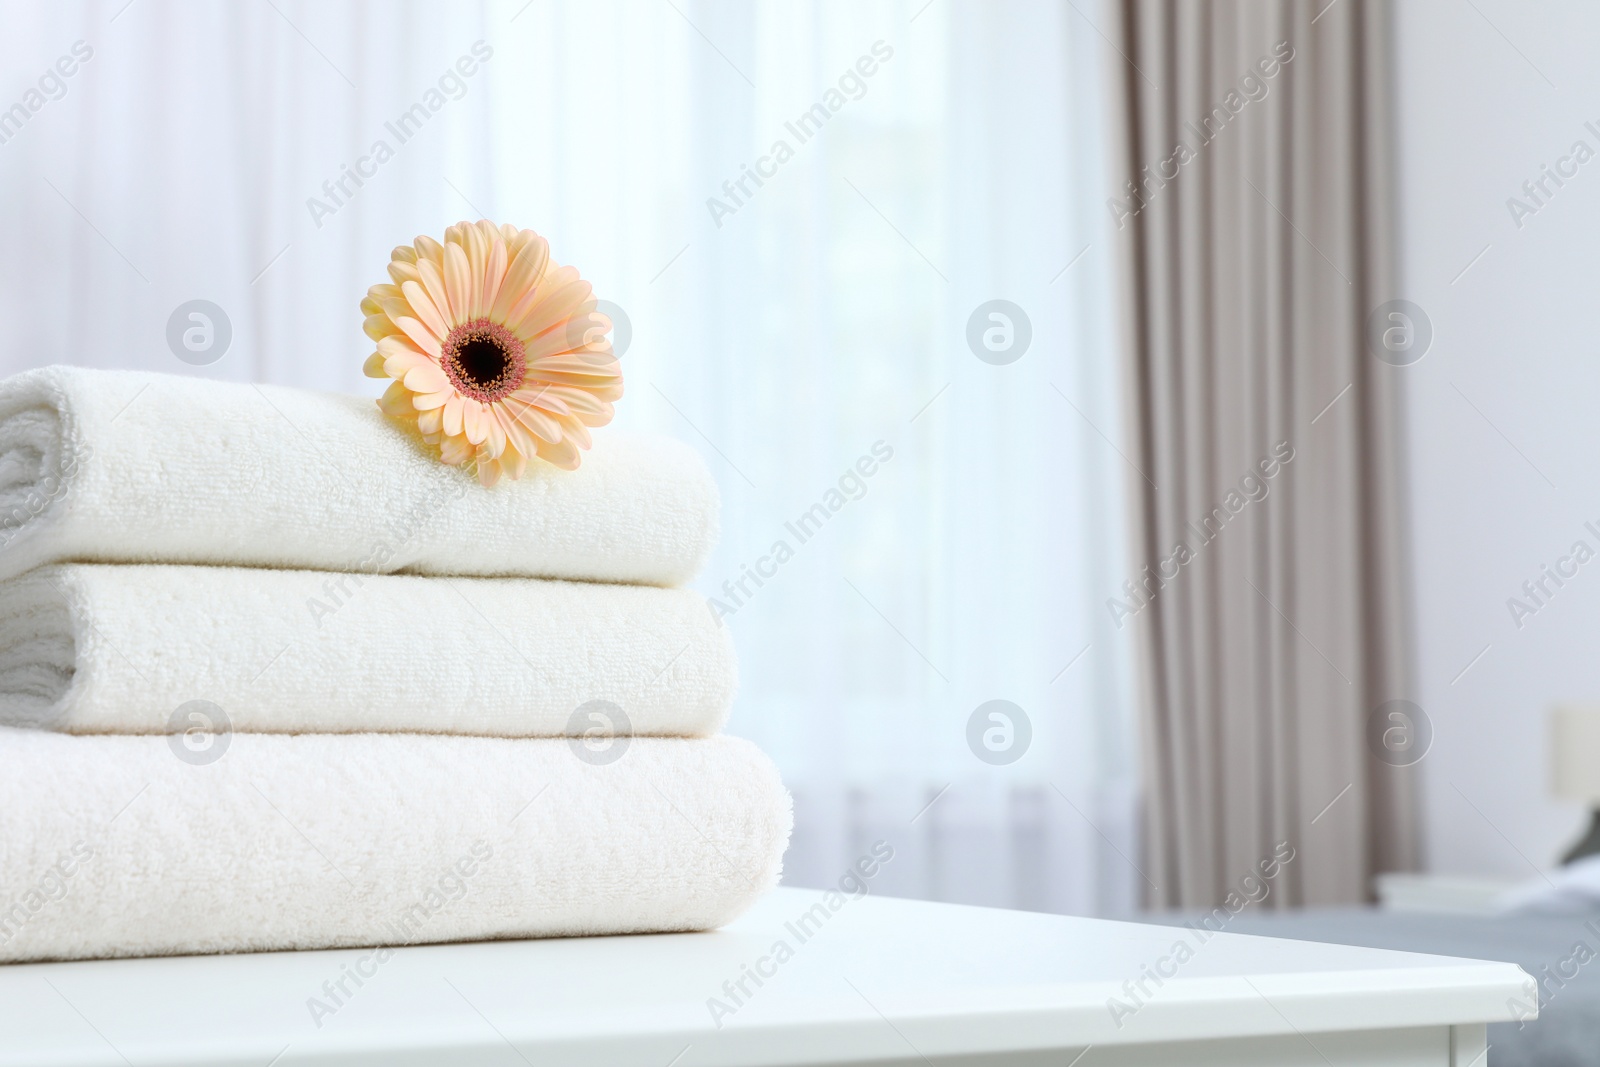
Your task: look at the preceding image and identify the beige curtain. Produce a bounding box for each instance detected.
[1108,0,1418,908]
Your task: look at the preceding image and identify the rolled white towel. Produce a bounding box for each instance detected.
[0,730,790,962]
[0,365,718,586]
[0,563,734,737]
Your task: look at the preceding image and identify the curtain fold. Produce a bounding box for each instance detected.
[1109,0,1417,908]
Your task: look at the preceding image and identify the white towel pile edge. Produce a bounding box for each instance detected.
[0,367,791,964]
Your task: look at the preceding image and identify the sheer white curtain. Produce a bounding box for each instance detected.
[0,0,1139,916]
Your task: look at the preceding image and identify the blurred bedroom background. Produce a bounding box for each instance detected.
[3,0,1598,933]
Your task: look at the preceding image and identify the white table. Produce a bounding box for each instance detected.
[0,888,1534,1066]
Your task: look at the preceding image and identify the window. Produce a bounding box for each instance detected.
[1,0,1138,915]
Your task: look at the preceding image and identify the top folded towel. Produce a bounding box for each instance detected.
[0,366,718,586]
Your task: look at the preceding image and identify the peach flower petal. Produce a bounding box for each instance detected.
[387,262,421,290]
[461,397,488,446]
[513,281,594,341]
[413,234,445,268]
[522,389,572,418]
[415,258,455,330]
[485,404,508,457]
[537,436,581,470]
[562,419,592,450]
[363,315,400,342]
[365,222,620,477]
[413,390,451,411]
[399,281,450,343]
[442,393,464,437]
[500,409,539,457]
[379,381,413,417]
[403,362,449,394]
[462,224,490,319]
[481,232,508,318]
[539,384,609,417]
[391,316,443,360]
[443,241,475,326]
[491,237,550,323]
[505,398,563,444]
[505,266,579,338]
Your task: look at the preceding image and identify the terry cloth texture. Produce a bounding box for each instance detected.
[0,730,791,962]
[0,365,718,586]
[0,564,734,736]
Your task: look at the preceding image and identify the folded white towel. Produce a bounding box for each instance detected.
[0,365,718,586]
[0,729,790,962]
[0,564,734,736]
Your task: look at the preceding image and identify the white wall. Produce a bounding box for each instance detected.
[1394,1,1600,875]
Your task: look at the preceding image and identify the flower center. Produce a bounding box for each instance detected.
[441,319,526,402]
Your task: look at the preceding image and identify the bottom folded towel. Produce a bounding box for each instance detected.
[0,729,790,963]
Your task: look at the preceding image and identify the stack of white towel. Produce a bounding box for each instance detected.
[0,366,790,963]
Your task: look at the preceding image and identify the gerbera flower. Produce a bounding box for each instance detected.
[361,221,622,484]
